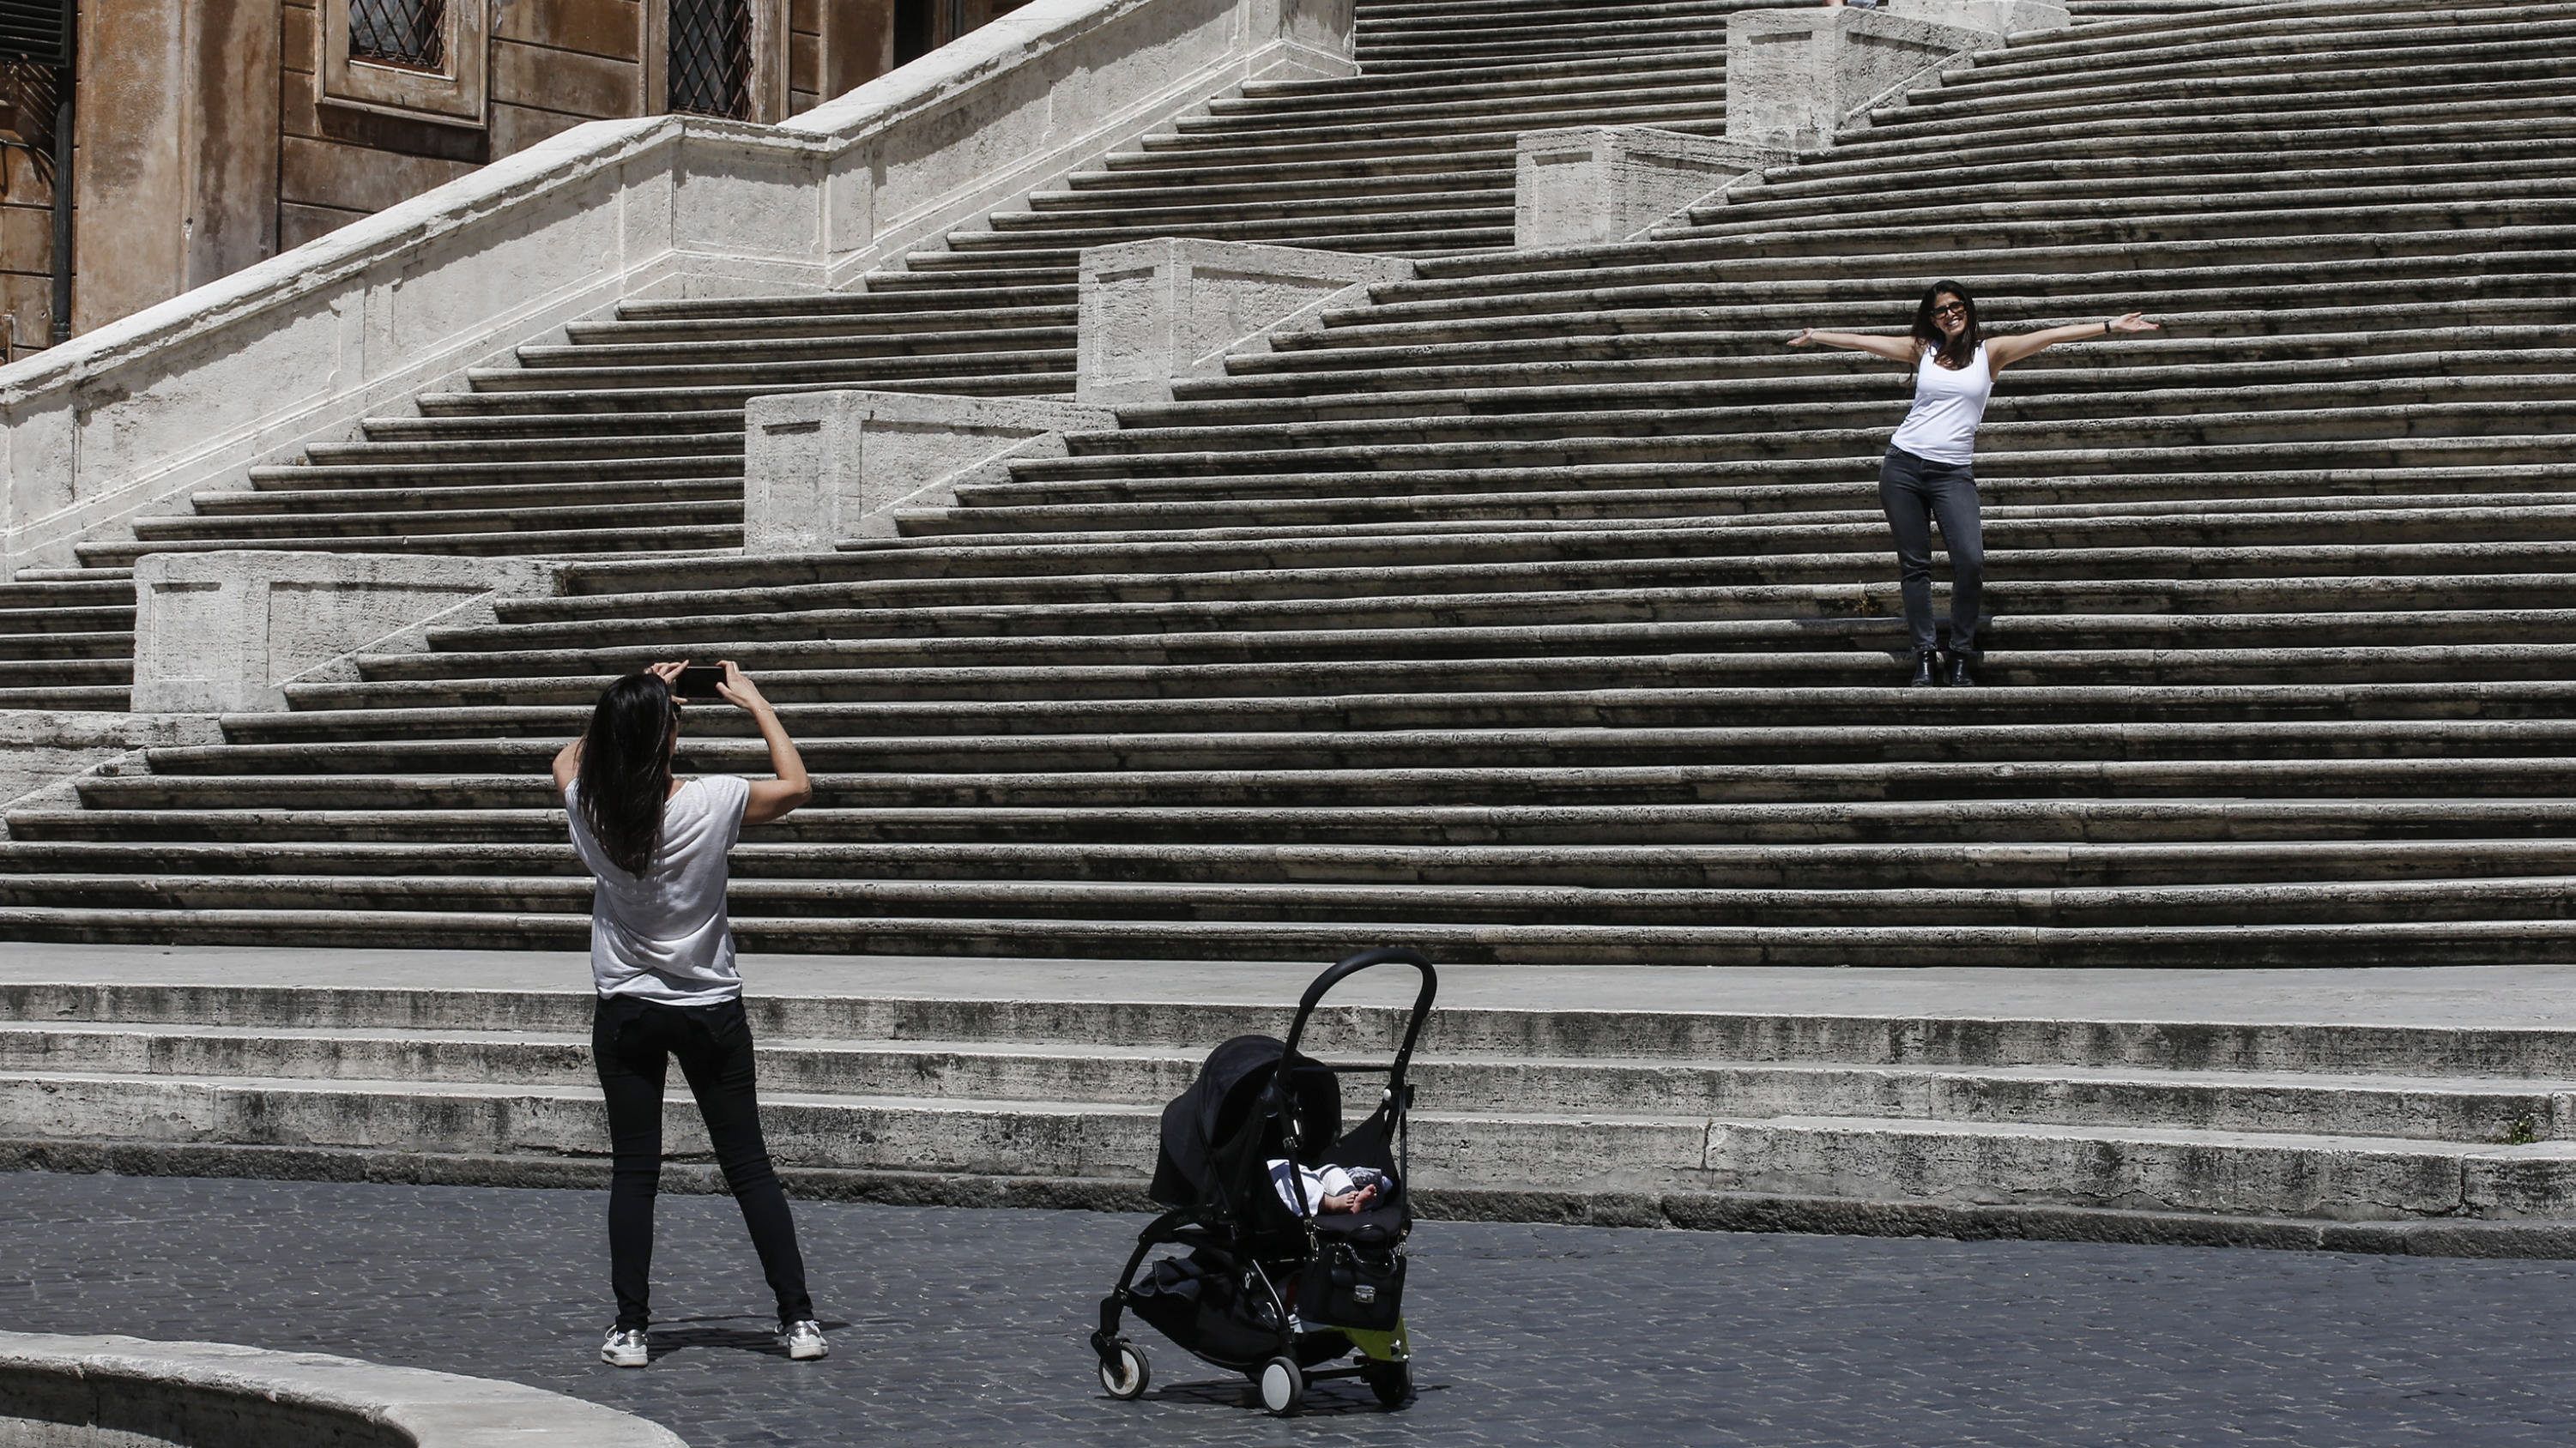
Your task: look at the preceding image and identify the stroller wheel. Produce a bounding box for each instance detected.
[1098,1341,1150,1401]
[1364,1358,1412,1409]
[1256,1355,1304,1416]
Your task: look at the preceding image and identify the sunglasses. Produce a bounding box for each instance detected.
[1931,303,1967,318]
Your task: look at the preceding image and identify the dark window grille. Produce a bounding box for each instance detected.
[349,0,445,71]
[0,0,72,68]
[668,0,752,118]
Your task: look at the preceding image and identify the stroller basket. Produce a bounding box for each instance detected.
[1091,947,1437,1416]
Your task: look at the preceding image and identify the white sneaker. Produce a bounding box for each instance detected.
[600,1328,649,1368]
[779,1319,828,1361]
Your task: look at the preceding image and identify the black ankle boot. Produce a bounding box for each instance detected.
[1908,649,1942,687]
[1947,651,1980,688]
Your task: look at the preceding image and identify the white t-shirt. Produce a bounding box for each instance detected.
[563,774,752,1004]
[1888,343,1995,466]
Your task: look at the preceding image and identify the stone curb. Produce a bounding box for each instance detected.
[9,1140,2573,1261]
[0,1330,687,1448]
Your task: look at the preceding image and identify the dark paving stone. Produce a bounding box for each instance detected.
[2,1172,2573,1447]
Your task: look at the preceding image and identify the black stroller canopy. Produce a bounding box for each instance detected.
[1150,1033,1342,1210]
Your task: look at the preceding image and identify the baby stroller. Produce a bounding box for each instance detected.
[1091,947,1436,1416]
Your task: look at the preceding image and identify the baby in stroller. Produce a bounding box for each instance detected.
[1271,1160,1396,1216]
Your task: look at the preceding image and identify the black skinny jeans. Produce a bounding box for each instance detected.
[593,992,813,1330]
[1878,444,1986,656]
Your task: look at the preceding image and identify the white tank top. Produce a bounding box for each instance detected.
[565,774,752,1004]
[1888,343,1994,466]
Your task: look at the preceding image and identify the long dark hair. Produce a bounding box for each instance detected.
[1911,281,1983,371]
[576,673,679,878]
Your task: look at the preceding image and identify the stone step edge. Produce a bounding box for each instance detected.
[8,1140,2572,1260]
[16,1023,2573,1099]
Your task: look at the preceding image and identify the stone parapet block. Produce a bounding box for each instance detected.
[1726,8,2004,153]
[744,391,1119,550]
[1078,238,1415,406]
[0,1330,687,1448]
[130,553,563,715]
[0,712,223,833]
[1886,0,2071,37]
[1515,127,1791,249]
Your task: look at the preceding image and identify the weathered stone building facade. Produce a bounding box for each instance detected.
[0,0,1033,359]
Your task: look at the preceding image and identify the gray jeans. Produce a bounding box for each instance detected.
[1878,444,1984,655]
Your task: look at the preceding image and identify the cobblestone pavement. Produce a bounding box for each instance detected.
[3,1173,2573,1447]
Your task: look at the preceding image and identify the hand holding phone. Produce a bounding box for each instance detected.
[673,663,726,702]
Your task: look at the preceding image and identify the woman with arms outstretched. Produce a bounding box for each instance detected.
[1790,282,2159,686]
[552,660,825,1369]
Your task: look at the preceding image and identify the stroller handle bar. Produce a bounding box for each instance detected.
[1281,947,1439,1087]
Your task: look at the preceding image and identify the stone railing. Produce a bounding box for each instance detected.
[0,0,1355,575]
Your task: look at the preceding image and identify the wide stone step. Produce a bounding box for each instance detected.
[0,686,130,712]
[1889,54,2574,132]
[17,835,2576,900]
[362,615,2576,690]
[0,905,2568,967]
[287,642,2576,710]
[1846,91,2576,160]
[521,324,1078,370]
[233,681,2576,750]
[5,866,2576,933]
[123,498,737,543]
[1231,309,2576,389]
[1729,136,2576,208]
[1237,45,1729,106]
[446,578,2576,656]
[69,751,2576,811]
[204,478,740,517]
[0,630,132,662]
[6,1021,2558,1143]
[1128,351,2576,428]
[73,526,738,569]
[136,718,2576,782]
[20,794,2573,848]
[420,369,1071,416]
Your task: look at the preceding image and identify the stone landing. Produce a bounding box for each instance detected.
[4,944,2574,1256]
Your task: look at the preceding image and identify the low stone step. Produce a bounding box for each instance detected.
[73,526,739,569]
[523,537,2576,624]
[207,478,740,517]
[450,578,2576,658]
[420,370,1071,416]
[1698,1115,2576,1221]
[4,868,2576,935]
[124,498,736,543]
[0,905,2568,967]
[0,687,130,712]
[522,323,1077,370]
[5,1021,2557,1143]
[0,1065,1709,1188]
[1238,45,1728,105]
[69,751,2576,813]
[11,836,2576,897]
[285,639,2576,711]
[21,794,2573,849]
[140,718,2576,782]
[1233,311,2576,389]
[1130,351,2576,431]
[236,680,2576,750]
[0,630,133,662]
[245,455,742,491]
[1732,136,2576,210]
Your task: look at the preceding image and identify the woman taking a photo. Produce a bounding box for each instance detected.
[1790,283,2159,686]
[552,660,825,1369]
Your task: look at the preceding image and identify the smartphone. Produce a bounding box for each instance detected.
[673,664,726,702]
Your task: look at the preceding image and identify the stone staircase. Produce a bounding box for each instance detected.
[0,0,2569,967]
[6,958,2573,1242]
[0,0,2573,1240]
[0,0,1775,715]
